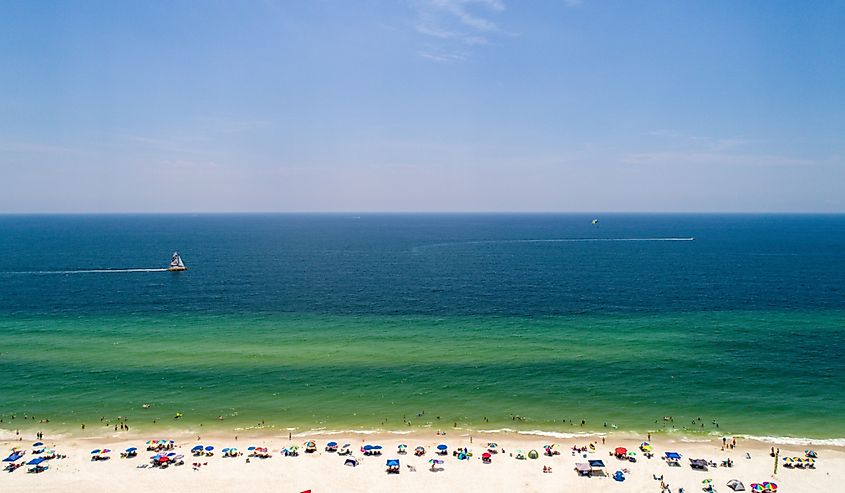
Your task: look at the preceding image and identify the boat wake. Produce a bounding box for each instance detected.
[2,268,169,275]
[413,237,695,252]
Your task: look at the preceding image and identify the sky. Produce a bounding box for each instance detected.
[0,0,843,213]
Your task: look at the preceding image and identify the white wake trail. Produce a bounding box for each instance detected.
[3,268,169,275]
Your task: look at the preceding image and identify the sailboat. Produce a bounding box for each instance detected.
[168,251,187,271]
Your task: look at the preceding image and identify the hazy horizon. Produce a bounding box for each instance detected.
[2,1,843,213]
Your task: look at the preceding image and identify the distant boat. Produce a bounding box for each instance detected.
[167,252,187,271]
[591,219,599,225]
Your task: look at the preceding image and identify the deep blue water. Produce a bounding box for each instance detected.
[0,213,843,316]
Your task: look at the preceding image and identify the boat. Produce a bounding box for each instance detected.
[167,252,187,271]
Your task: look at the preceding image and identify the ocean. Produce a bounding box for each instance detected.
[0,214,843,440]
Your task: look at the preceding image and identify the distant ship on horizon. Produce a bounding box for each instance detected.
[167,252,187,271]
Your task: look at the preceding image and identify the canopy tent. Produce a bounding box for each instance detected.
[386,459,400,467]
[665,452,682,460]
[575,463,591,476]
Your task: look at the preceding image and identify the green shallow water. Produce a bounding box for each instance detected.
[2,311,843,439]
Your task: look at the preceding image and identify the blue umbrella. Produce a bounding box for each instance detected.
[204,446,214,451]
[437,444,447,450]
[167,452,176,457]
[247,446,256,451]
[386,459,400,466]
[222,448,230,453]
[27,457,46,465]
[90,449,102,454]
[327,441,338,447]
[126,447,137,452]
[3,452,23,462]
[373,445,383,450]
[33,442,44,447]
[363,445,373,451]
[191,445,203,451]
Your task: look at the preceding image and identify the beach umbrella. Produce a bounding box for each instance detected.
[398,444,407,449]
[703,479,713,484]
[102,449,111,454]
[363,445,373,451]
[90,449,102,454]
[205,446,214,451]
[126,447,137,452]
[614,447,627,456]
[373,445,383,450]
[482,452,491,459]
[727,479,745,491]
[191,445,203,451]
[166,452,176,457]
[27,457,46,465]
[750,484,763,493]
[487,442,497,449]
[429,458,443,464]
[32,442,44,447]
[327,441,338,447]
[437,444,447,451]
[386,459,400,467]
[289,445,299,450]
[247,446,256,451]
[304,441,315,448]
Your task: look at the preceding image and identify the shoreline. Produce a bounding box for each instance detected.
[4,425,845,450]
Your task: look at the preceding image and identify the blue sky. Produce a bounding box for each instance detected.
[1,0,843,212]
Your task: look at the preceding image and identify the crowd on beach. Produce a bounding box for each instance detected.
[3,428,826,493]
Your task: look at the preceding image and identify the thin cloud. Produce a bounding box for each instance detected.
[623,151,815,168]
[414,0,508,61]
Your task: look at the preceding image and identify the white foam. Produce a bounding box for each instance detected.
[737,435,845,447]
[504,429,604,439]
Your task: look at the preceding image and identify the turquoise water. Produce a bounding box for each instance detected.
[0,214,843,438]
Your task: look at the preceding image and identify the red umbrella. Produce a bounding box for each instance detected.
[482,452,491,459]
[615,447,627,456]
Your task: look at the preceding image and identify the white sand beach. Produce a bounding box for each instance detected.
[1,430,842,492]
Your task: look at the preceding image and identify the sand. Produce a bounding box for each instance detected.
[1,429,842,492]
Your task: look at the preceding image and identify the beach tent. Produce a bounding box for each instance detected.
[727,479,746,491]
[3,451,24,462]
[344,457,358,467]
[588,459,606,476]
[528,449,539,459]
[386,459,400,473]
[689,458,709,470]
